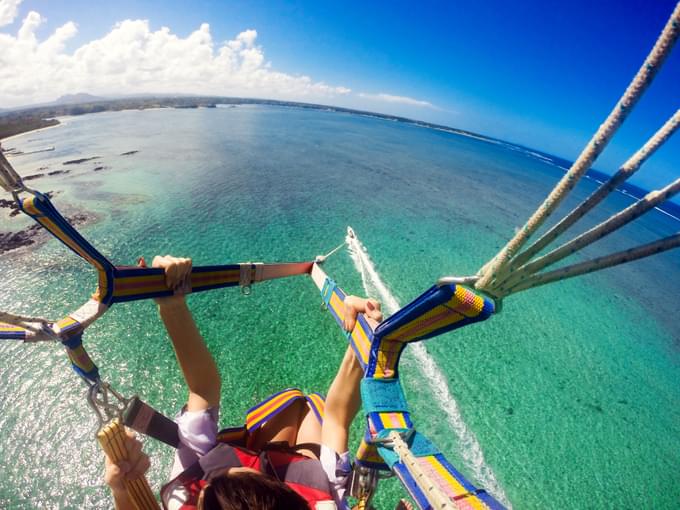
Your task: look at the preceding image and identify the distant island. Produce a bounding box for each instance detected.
[1,95,678,218]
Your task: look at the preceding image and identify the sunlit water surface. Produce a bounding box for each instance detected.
[0,106,678,509]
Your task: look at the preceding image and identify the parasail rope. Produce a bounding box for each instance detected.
[496,177,680,294]
[388,431,456,510]
[506,232,680,294]
[475,2,680,294]
[506,110,680,273]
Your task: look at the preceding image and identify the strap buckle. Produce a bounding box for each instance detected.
[87,381,132,431]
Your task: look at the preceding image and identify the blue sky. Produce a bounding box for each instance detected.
[1,0,678,191]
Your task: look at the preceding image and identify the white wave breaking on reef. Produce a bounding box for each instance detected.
[345,229,511,507]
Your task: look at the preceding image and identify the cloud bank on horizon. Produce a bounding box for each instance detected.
[0,0,433,110]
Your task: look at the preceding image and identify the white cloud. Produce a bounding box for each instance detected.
[358,92,433,108]
[0,6,351,107]
[0,0,22,27]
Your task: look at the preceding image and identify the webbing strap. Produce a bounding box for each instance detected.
[374,283,494,343]
[360,378,408,414]
[109,262,313,305]
[321,277,335,307]
[123,397,180,448]
[61,333,100,383]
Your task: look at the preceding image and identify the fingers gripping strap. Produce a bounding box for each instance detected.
[97,419,160,510]
[320,278,373,369]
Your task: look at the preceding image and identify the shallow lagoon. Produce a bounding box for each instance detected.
[0,106,678,508]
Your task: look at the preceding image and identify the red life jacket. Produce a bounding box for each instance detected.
[160,443,336,510]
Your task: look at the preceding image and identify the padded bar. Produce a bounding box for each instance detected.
[109,262,313,305]
[246,388,305,432]
[0,323,28,340]
[374,284,494,343]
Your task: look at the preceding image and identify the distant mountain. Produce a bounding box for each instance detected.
[54,93,107,104]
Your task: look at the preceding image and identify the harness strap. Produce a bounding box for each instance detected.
[123,396,181,448]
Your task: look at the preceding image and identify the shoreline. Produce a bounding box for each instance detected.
[1,120,63,145]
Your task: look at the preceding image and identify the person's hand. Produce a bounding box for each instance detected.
[342,296,383,332]
[104,429,150,495]
[138,255,192,307]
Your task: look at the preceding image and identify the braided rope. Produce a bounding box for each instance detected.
[507,232,680,294]
[496,177,680,294]
[388,431,455,510]
[0,310,53,335]
[505,110,680,274]
[0,151,24,193]
[476,2,680,294]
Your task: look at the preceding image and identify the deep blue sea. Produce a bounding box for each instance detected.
[0,106,678,509]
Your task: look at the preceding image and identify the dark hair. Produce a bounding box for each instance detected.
[198,471,309,510]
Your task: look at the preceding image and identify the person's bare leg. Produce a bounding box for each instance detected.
[295,405,323,458]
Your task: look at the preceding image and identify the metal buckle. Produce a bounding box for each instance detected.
[87,381,131,431]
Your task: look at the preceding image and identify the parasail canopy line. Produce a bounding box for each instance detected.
[506,109,680,273]
[475,2,680,294]
[0,150,25,193]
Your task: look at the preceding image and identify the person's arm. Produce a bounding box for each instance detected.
[321,296,382,454]
[142,255,221,412]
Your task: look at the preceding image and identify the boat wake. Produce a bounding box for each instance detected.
[345,228,511,507]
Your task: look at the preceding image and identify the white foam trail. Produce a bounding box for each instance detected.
[346,230,511,507]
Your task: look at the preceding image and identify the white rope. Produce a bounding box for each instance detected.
[0,150,24,192]
[507,232,680,294]
[497,178,680,294]
[388,431,456,510]
[475,2,680,294]
[0,310,58,341]
[315,240,346,263]
[0,311,51,329]
[505,110,680,273]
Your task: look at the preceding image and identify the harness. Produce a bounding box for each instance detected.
[160,442,335,510]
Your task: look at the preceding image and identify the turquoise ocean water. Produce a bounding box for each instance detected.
[0,106,678,509]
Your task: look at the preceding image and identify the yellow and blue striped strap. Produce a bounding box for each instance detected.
[18,191,314,306]
[61,332,100,383]
[19,192,116,302]
[374,283,495,343]
[245,388,326,433]
[0,323,27,340]
[391,453,503,510]
[320,277,374,369]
